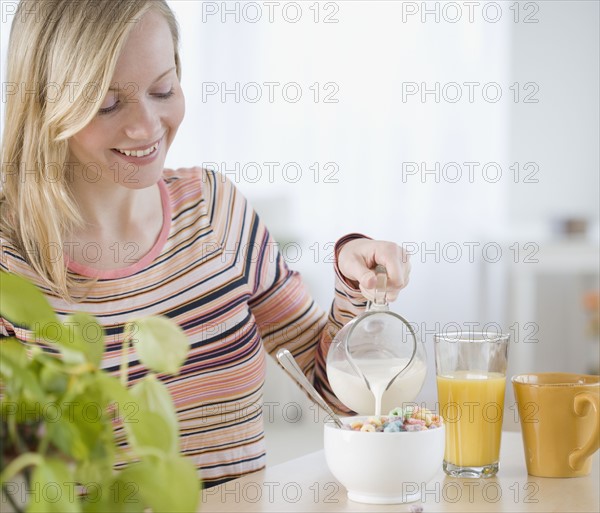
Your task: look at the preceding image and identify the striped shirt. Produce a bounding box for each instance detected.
[0,167,366,486]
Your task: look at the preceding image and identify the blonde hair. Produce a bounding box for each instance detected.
[0,0,181,302]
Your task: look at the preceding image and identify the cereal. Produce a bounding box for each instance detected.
[367,416,383,427]
[383,421,401,433]
[342,406,443,432]
[388,407,403,417]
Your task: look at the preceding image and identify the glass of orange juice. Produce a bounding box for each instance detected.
[434,331,509,478]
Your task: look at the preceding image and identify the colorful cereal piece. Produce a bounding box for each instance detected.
[406,417,426,426]
[403,405,418,418]
[368,416,383,427]
[412,409,434,426]
[383,422,401,433]
[345,407,442,433]
[388,407,404,417]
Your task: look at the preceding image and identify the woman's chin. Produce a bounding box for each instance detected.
[109,157,166,189]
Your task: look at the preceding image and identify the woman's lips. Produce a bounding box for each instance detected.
[111,137,162,164]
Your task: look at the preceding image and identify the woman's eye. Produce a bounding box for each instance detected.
[153,89,175,99]
[98,91,120,115]
[97,88,174,115]
[98,101,120,115]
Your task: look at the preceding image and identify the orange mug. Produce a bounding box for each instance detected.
[512,373,599,477]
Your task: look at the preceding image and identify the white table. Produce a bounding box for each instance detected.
[200,432,599,512]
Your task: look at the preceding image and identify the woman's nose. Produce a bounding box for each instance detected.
[123,99,161,140]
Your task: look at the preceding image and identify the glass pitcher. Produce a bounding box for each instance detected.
[326,265,427,415]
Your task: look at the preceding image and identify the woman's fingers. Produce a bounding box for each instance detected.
[338,239,411,302]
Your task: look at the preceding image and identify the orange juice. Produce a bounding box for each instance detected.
[437,371,505,467]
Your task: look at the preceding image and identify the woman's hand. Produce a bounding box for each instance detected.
[337,239,411,302]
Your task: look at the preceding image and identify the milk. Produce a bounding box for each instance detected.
[327,358,427,415]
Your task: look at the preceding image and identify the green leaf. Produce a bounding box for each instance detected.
[124,409,172,454]
[59,313,105,368]
[31,313,105,366]
[30,349,68,374]
[81,475,144,513]
[120,455,200,513]
[46,391,107,462]
[0,339,45,402]
[66,382,116,483]
[95,373,135,415]
[40,366,69,395]
[1,399,41,425]
[126,317,189,375]
[76,459,114,490]
[27,458,80,513]
[32,319,71,348]
[129,375,179,453]
[0,337,28,368]
[0,271,58,330]
[47,415,89,461]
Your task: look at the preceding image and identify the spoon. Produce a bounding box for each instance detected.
[276,348,344,428]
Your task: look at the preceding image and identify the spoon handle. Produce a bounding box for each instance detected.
[276,348,344,428]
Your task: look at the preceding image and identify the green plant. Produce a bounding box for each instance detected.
[0,271,201,512]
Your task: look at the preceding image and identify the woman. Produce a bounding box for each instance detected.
[0,0,410,487]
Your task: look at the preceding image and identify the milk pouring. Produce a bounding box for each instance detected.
[327,357,427,415]
[326,265,427,415]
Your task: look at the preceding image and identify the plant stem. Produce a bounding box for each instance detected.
[64,363,95,375]
[0,453,42,485]
[120,335,130,387]
[7,417,25,454]
[37,434,49,456]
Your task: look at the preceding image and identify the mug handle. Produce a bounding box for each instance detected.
[568,391,600,471]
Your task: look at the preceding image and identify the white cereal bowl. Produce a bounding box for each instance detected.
[324,416,445,504]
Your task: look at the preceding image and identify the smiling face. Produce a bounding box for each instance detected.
[68,9,185,190]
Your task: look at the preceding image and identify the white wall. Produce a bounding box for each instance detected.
[508,0,599,237]
[503,0,600,393]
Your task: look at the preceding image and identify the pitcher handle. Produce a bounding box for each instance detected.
[568,391,600,470]
[374,264,387,306]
